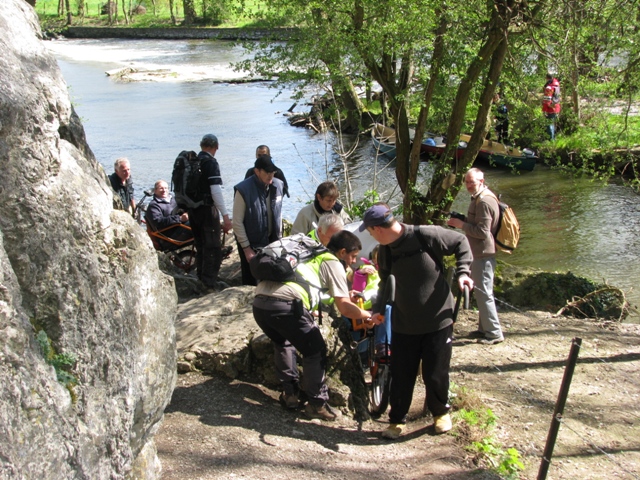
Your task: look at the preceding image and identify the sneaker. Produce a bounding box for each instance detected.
[381,423,405,439]
[477,336,504,345]
[468,330,486,338]
[222,245,233,259]
[304,403,340,421]
[434,413,452,434]
[279,392,299,410]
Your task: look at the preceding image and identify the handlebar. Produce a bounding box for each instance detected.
[453,284,470,322]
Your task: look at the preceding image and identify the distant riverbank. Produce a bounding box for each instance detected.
[60,26,296,41]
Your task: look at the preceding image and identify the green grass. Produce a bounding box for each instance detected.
[36,0,280,28]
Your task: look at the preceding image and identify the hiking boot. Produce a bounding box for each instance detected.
[304,403,340,421]
[434,413,452,434]
[279,392,299,410]
[381,423,405,439]
[477,336,504,345]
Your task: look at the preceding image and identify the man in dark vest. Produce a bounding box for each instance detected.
[233,154,285,285]
[244,145,290,198]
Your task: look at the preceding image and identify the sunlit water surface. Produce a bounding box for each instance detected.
[48,38,640,319]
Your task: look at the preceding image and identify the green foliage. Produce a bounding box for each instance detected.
[450,384,525,478]
[346,190,379,221]
[36,330,78,392]
[471,438,525,479]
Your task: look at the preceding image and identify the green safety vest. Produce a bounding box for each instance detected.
[285,251,340,311]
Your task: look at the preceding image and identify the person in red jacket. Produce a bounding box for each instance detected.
[542,74,561,140]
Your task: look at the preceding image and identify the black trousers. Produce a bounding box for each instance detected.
[237,240,257,286]
[253,295,328,405]
[388,324,453,424]
[188,205,222,287]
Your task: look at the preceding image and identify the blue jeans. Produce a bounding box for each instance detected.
[545,113,557,140]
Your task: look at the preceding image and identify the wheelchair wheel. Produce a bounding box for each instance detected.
[369,362,391,418]
[173,250,196,273]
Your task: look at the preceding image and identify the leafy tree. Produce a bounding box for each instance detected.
[241,0,540,224]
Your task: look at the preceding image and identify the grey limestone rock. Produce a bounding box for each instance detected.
[0,0,176,478]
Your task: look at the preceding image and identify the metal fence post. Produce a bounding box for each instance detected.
[538,337,583,480]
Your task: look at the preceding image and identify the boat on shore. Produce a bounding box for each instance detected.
[371,123,397,158]
[460,134,538,171]
[371,124,537,171]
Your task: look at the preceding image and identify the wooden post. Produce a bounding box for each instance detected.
[537,337,582,480]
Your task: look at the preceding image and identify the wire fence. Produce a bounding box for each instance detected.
[452,299,640,480]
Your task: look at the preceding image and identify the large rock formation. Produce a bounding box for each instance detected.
[0,1,176,478]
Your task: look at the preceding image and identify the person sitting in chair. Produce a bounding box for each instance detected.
[145,180,192,249]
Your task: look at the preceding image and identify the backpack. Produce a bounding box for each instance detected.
[171,150,205,209]
[249,233,328,283]
[477,191,520,254]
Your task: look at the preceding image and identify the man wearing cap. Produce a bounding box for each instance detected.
[233,154,285,285]
[361,204,473,439]
[191,134,232,289]
[244,145,290,198]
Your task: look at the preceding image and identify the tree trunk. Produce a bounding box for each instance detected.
[403,9,448,224]
[169,0,176,24]
[64,0,72,25]
[121,0,129,25]
[183,0,196,25]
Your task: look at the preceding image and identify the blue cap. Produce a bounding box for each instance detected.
[358,205,394,231]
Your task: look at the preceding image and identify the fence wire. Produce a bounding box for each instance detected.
[454,299,640,479]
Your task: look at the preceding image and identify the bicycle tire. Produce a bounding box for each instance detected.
[369,363,391,418]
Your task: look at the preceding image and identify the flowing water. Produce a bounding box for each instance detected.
[47,38,640,319]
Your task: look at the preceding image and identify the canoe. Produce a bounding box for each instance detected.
[371,123,397,158]
[420,135,466,160]
[460,134,538,171]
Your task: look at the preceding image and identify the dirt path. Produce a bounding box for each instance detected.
[156,310,640,479]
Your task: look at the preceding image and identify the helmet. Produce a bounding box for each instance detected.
[544,86,554,96]
[498,105,508,114]
[424,138,436,146]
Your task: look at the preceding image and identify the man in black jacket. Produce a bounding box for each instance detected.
[361,204,473,439]
[190,134,232,290]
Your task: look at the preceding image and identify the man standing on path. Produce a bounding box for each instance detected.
[362,204,473,439]
[448,168,504,345]
[190,134,232,290]
[108,157,135,214]
[233,154,285,286]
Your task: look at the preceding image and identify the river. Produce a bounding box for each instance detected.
[46,38,640,319]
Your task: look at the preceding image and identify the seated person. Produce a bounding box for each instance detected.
[291,181,351,235]
[145,180,192,250]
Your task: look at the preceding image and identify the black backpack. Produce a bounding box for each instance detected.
[249,234,328,283]
[171,150,205,209]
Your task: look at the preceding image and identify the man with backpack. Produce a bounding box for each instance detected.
[252,230,375,421]
[233,154,285,286]
[190,134,232,290]
[361,204,473,439]
[448,168,504,345]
